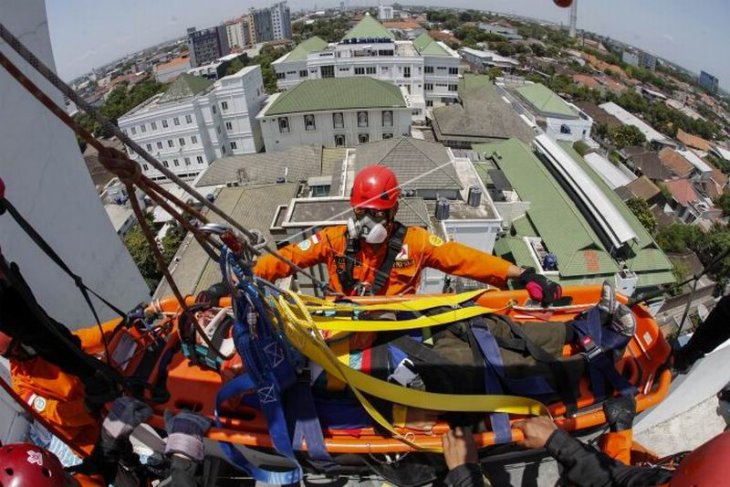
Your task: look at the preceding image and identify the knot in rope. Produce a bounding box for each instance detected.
[97,147,143,186]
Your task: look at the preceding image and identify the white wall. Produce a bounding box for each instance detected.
[0,0,149,327]
[545,115,593,142]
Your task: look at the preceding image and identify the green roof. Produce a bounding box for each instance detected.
[265,77,406,116]
[285,36,328,62]
[413,32,451,57]
[158,74,214,104]
[343,15,394,40]
[458,73,493,92]
[513,83,578,118]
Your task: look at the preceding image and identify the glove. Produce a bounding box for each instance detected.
[519,268,562,306]
[102,396,153,442]
[164,410,212,462]
[603,396,636,432]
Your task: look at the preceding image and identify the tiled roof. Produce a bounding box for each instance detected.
[264,77,406,115]
[573,101,622,127]
[616,176,661,202]
[343,15,394,40]
[413,32,451,57]
[383,21,422,29]
[155,56,191,71]
[196,146,325,187]
[572,74,600,89]
[354,137,462,192]
[513,83,578,118]
[622,147,672,181]
[431,74,534,144]
[676,129,712,152]
[658,148,695,178]
[158,73,214,103]
[283,36,328,62]
[664,179,700,207]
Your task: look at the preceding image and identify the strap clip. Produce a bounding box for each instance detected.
[581,335,603,361]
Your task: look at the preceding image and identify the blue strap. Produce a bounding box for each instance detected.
[388,344,408,368]
[287,381,335,466]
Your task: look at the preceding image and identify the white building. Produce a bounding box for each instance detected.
[225,17,250,49]
[600,101,676,148]
[257,77,412,151]
[272,15,462,119]
[478,21,521,41]
[119,67,266,182]
[459,47,520,71]
[512,83,593,142]
[378,4,394,20]
[154,56,192,83]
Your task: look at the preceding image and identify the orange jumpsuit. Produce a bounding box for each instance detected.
[254,225,514,295]
[10,319,121,456]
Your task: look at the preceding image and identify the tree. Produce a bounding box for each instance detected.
[487,67,502,80]
[626,198,657,235]
[655,223,703,253]
[161,222,186,262]
[124,220,161,289]
[715,193,730,217]
[608,125,646,149]
[572,140,590,157]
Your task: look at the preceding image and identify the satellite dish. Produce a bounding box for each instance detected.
[554,0,573,7]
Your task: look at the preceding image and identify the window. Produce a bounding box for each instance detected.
[167,140,174,148]
[196,156,204,165]
[184,157,191,166]
[403,66,410,78]
[277,72,286,79]
[448,67,459,75]
[162,119,169,128]
[381,66,389,72]
[146,143,152,151]
[173,159,180,167]
[140,124,146,133]
[304,114,316,131]
[426,100,433,107]
[221,145,226,154]
[357,111,368,128]
[230,141,238,150]
[178,138,186,146]
[163,160,169,168]
[225,121,233,130]
[156,141,163,149]
[151,121,157,130]
[354,67,365,75]
[212,106,217,114]
[185,114,192,124]
[122,129,127,135]
[382,110,393,127]
[191,135,198,144]
[299,70,308,77]
[130,127,137,135]
[383,133,393,139]
[333,112,344,129]
[142,164,149,171]
[366,67,376,74]
[221,101,229,111]
[560,124,572,134]
[321,65,335,78]
[448,84,458,92]
[173,117,180,126]
[278,117,290,133]
[334,134,346,147]
[358,134,369,144]
[424,83,433,90]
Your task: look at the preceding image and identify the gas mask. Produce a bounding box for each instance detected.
[347,213,389,244]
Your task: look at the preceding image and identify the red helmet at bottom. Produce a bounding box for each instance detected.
[671,430,730,486]
[350,165,401,211]
[0,443,71,486]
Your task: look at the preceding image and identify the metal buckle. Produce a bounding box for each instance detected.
[581,335,603,361]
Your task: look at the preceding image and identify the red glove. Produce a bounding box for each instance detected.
[519,268,562,306]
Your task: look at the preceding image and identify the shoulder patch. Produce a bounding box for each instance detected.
[297,239,312,251]
[32,395,47,413]
[428,235,444,247]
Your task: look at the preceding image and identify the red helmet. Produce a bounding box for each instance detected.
[0,443,70,486]
[671,430,730,486]
[350,165,401,211]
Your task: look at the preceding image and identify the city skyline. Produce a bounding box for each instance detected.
[46,0,729,91]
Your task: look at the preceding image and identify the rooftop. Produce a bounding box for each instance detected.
[513,83,579,118]
[413,32,454,57]
[343,14,395,41]
[664,179,701,207]
[155,56,191,72]
[616,176,662,202]
[573,101,622,128]
[599,102,670,144]
[676,129,712,152]
[277,36,329,63]
[583,152,636,190]
[572,74,600,89]
[158,73,214,104]
[658,148,695,179]
[263,77,406,116]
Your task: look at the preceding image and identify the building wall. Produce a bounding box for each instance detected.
[545,115,593,142]
[226,20,250,49]
[0,0,149,329]
[423,55,460,107]
[378,5,394,20]
[260,107,411,151]
[271,1,292,40]
[187,26,229,67]
[119,67,265,181]
[699,71,719,93]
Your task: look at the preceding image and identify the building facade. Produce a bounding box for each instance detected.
[257,77,412,151]
[187,25,230,67]
[225,17,251,49]
[119,68,266,182]
[154,56,191,83]
[512,83,593,143]
[250,1,292,43]
[272,15,461,119]
[378,5,394,20]
[699,70,719,94]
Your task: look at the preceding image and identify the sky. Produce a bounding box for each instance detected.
[46,0,730,90]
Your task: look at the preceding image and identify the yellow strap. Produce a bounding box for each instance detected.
[299,289,488,313]
[275,291,549,452]
[312,305,494,332]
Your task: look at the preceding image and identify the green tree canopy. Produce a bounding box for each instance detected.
[608,125,646,149]
[626,198,657,235]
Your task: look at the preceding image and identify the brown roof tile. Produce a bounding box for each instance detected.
[676,129,712,152]
[658,148,695,178]
[664,179,700,206]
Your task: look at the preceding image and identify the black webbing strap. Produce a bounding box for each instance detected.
[371,223,406,295]
[336,235,360,294]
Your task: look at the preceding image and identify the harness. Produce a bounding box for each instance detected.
[336,222,407,295]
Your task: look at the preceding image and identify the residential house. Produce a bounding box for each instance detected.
[676,129,712,153]
[154,56,192,83]
[600,102,677,149]
[663,178,721,224]
[512,83,593,142]
[458,47,520,71]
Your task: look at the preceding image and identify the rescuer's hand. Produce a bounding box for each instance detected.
[164,410,212,462]
[103,396,153,441]
[603,396,636,432]
[514,416,557,449]
[519,268,562,306]
[442,426,478,470]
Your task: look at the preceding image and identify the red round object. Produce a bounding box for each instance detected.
[553,0,573,7]
[350,165,401,210]
[0,443,69,486]
[671,431,730,486]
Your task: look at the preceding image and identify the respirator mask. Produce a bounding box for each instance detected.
[347,210,389,244]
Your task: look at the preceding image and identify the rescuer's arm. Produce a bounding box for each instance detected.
[73,318,123,354]
[253,228,339,282]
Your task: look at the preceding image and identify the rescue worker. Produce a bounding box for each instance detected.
[255,165,560,301]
